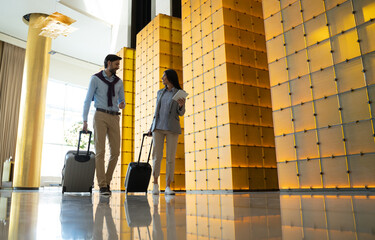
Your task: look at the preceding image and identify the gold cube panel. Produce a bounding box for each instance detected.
[135,14,184,191]
[230,145,277,168]
[182,0,277,191]
[265,0,375,190]
[154,14,182,31]
[121,152,133,163]
[112,48,137,191]
[159,173,185,191]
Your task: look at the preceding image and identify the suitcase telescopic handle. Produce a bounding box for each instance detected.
[77,130,92,156]
[137,133,153,164]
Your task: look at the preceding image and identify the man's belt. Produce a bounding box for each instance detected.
[96,108,121,115]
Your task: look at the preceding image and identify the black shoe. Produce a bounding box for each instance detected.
[100,187,110,195]
[107,185,112,194]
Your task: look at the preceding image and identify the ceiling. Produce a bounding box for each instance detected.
[0,0,131,66]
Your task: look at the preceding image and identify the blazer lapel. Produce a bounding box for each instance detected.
[156,88,167,116]
[169,88,179,112]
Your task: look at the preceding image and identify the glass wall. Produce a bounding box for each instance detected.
[40,79,95,186]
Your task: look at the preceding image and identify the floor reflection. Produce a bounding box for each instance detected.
[0,189,374,239]
[94,196,118,240]
[123,194,183,240]
[124,195,152,238]
[0,192,11,239]
[60,195,93,239]
[280,193,375,240]
[185,193,282,240]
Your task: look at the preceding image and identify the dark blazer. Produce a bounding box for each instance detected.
[150,88,185,134]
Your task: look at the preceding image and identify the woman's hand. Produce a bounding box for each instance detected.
[177,98,185,108]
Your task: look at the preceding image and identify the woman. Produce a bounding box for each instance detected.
[148,69,186,195]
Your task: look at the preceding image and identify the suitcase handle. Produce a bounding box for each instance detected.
[137,133,153,164]
[75,130,92,162]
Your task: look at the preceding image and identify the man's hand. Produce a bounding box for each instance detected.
[119,101,125,109]
[83,121,88,132]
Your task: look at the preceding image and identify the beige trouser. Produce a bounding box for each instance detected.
[152,130,179,184]
[93,111,120,188]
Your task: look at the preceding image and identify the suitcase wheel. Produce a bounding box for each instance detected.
[62,186,66,194]
[89,186,92,194]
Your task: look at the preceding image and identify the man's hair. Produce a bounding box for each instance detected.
[104,54,122,68]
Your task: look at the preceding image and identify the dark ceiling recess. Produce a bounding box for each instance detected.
[131,0,181,48]
[172,0,181,18]
[131,0,151,49]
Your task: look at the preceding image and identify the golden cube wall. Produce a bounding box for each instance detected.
[135,14,184,191]
[182,0,278,191]
[263,0,375,190]
[114,48,136,191]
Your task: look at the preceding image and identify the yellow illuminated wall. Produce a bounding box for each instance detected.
[135,14,185,191]
[113,47,136,191]
[182,0,278,191]
[262,0,375,190]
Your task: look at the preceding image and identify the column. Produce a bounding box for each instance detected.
[182,0,278,191]
[135,14,184,191]
[13,13,52,189]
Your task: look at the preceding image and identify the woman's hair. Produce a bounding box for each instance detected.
[164,69,182,90]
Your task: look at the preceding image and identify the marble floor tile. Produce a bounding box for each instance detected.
[0,188,374,239]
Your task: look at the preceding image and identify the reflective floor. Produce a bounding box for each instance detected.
[0,188,374,240]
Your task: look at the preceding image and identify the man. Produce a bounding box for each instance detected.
[83,54,125,195]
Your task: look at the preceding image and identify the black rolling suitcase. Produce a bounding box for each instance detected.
[62,131,95,194]
[124,133,153,194]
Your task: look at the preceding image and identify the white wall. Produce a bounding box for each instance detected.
[0,32,100,87]
[49,53,99,87]
[110,0,133,52]
[152,0,172,19]
[59,0,133,55]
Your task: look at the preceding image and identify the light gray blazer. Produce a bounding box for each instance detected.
[150,88,185,134]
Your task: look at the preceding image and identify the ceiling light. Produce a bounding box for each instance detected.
[39,12,77,39]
